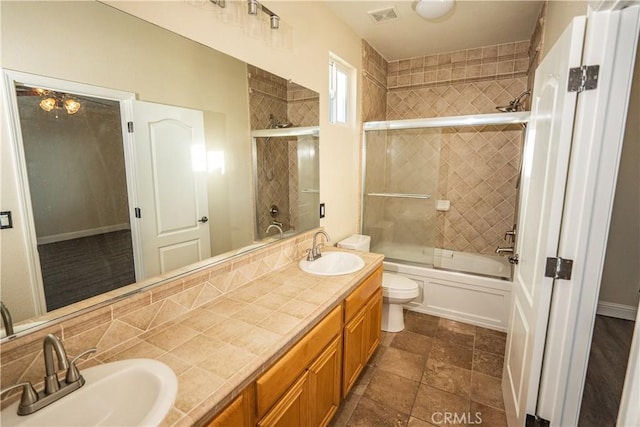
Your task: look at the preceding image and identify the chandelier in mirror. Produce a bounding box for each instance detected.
[35,89,81,115]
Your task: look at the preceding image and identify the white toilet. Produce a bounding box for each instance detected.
[337,235,419,332]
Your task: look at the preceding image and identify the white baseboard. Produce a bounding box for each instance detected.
[596,301,638,321]
[37,223,130,245]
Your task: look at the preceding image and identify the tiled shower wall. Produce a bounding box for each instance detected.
[362,40,531,255]
[248,66,319,238]
[247,65,320,129]
[255,137,293,238]
[362,41,388,122]
[287,82,320,127]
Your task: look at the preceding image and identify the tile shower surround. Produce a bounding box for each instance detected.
[362,40,529,255]
[0,229,385,425]
[249,65,320,237]
[247,64,319,130]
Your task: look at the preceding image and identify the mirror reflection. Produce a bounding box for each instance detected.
[0,1,319,338]
[16,88,133,311]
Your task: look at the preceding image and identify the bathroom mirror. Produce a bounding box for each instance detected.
[0,1,319,338]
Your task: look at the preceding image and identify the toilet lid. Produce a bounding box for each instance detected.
[382,273,418,290]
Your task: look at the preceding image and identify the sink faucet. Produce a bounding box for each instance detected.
[1,334,96,416]
[307,230,330,261]
[0,301,14,336]
[44,334,70,394]
[266,223,284,239]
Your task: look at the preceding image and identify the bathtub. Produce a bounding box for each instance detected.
[372,242,512,280]
[372,243,512,331]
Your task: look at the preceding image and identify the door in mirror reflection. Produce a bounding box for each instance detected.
[132,101,211,276]
[15,85,135,311]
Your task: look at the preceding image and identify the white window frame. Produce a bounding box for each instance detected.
[329,54,353,125]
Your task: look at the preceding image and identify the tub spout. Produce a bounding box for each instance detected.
[495,246,514,255]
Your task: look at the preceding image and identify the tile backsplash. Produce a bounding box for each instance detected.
[0,229,318,408]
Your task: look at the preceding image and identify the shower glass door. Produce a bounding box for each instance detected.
[363,128,441,266]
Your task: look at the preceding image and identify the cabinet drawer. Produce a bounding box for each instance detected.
[344,266,383,322]
[256,304,342,418]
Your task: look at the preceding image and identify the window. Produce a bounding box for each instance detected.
[329,56,351,125]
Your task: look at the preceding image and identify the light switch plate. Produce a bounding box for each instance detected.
[0,211,13,229]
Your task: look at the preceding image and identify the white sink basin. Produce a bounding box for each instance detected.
[299,251,365,276]
[1,359,177,427]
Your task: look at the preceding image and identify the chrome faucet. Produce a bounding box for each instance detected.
[0,301,14,336]
[306,230,330,261]
[43,334,70,394]
[495,247,515,255]
[266,223,284,239]
[1,333,96,416]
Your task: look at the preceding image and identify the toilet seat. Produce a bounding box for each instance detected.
[382,273,419,298]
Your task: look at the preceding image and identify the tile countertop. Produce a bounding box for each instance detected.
[91,249,384,426]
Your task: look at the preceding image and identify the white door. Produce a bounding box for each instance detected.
[502,17,586,426]
[132,101,211,278]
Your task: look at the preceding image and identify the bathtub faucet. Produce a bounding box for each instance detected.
[266,223,284,239]
[495,246,514,255]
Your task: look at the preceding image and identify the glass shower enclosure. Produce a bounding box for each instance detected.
[362,112,529,280]
[363,127,441,265]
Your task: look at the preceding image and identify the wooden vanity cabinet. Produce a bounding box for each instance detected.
[259,335,342,427]
[207,387,255,427]
[256,305,342,427]
[257,372,309,427]
[342,266,383,397]
[308,335,342,427]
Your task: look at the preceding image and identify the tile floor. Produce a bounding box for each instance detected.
[331,310,507,427]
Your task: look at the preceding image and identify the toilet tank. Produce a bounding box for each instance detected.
[337,234,371,252]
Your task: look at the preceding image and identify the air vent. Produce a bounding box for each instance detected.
[368,6,399,24]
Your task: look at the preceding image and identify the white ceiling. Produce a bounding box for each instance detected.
[325,0,543,61]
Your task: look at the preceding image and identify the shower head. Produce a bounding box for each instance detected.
[496,90,531,113]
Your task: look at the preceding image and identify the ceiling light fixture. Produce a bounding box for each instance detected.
[415,0,454,20]
[37,90,81,115]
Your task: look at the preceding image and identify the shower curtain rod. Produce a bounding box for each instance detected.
[363,111,530,131]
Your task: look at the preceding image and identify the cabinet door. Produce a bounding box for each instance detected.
[258,372,309,427]
[207,387,254,427]
[308,335,342,427]
[364,288,383,363]
[342,307,366,397]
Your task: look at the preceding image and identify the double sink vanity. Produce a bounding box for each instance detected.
[0,230,384,427]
